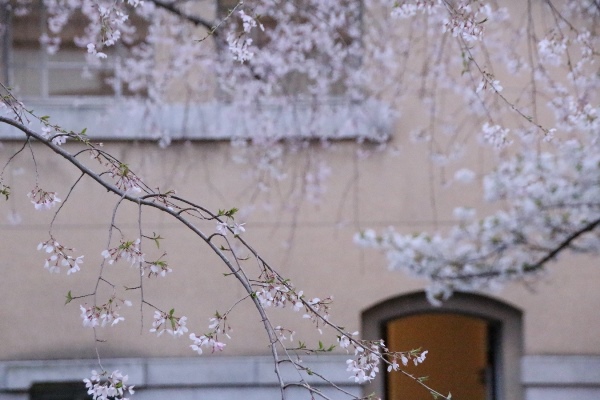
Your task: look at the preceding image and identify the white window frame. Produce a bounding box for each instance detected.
[0,1,391,142]
[2,0,126,102]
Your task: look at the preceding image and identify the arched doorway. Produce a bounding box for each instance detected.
[387,313,496,399]
[362,292,522,400]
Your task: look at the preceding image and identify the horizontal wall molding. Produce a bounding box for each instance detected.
[0,355,356,392]
[0,100,391,142]
[522,355,600,386]
[4,354,600,398]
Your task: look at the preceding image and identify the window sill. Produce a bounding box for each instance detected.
[0,97,392,142]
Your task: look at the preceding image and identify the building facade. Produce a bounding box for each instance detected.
[1,1,599,399]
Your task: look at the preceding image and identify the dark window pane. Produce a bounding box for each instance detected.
[30,382,91,400]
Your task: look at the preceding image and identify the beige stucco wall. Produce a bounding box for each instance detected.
[0,133,598,362]
[0,8,599,400]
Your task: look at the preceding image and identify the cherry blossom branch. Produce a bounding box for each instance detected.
[148,0,214,31]
[48,172,85,232]
[443,216,600,282]
[0,108,453,398]
[0,115,300,398]
[459,38,553,135]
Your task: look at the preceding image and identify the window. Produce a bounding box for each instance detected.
[29,382,91,400]
[362,292,523,400]
[0,1,157,140]
[0,1,387,141]
[0,0,143,101]
[216,0,363,98]
[210,0,387,141]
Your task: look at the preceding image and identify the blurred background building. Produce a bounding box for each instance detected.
[1,1,599,399]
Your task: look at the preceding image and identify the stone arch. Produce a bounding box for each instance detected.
[362,291,523,400]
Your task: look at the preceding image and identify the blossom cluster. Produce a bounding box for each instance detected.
[37,238,84,274]
[189,333,226,354]
[27,187,61,210]
[475,72,504,94]
[252,275,333,334]
[107,162,143,194]
[90,151,143,194]
[255,285,303,310]
[225,9,265,63]
[79,296,132,328]
[40,125,68,145]
[339,333,428,383]
[188,312,231,355]
[538,33,568,66]
[391,0,440,19]
[143,257,173,278]
[480,122,512,149]
[274,325,295,342]
[346,342,382,383]
[442,2,488,42]
[44,0,140,63]
[391,1,490,42]
[357,131,600,303]
[215,221,246,236]
[260,283,331,318]
[87,43,108,59]
[149,310,188,337]
[226,33,255,63]
[301,296,333,331]
[102,238,144,267]
[389,349,429,371]
[83,369,135,400]
[102,238,171,277]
